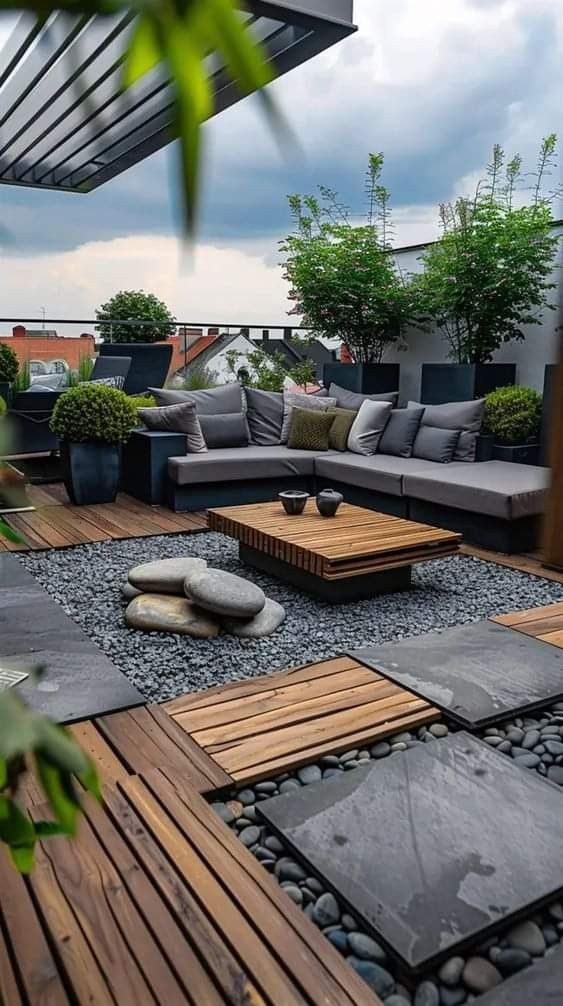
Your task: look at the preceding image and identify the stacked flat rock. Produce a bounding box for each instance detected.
[123,558,285,639]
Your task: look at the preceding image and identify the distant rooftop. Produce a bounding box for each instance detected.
[0,1,356,193]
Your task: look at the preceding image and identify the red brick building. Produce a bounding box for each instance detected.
[0,326,96,374]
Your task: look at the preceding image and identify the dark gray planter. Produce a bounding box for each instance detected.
[492,442,540,466]
[60,441,121,505]
[541,363,557,465]
[420,363,516,404]
[323,362,400,394]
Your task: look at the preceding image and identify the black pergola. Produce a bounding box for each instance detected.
[0,0,355,193]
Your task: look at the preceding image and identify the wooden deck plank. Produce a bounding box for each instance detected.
[492,602,563,650]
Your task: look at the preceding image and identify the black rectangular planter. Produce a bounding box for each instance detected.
[492,443,540,466]
[420,363,516,404]
[322,362,400,394]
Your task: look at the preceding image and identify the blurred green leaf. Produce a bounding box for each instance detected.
[123,12,162,88]
[0,795,36,872]
[36,754,80,835]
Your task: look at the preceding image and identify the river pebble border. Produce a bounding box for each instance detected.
[212,721,563,1004]
[479,701,563,787]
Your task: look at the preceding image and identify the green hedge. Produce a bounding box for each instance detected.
[483,385,543,445]
[50,384,138,445]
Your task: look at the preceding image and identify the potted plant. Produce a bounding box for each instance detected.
[0,344,19,407]
[282,154,419,394]
[483,386,543,465]
[50,384,138,504]
[419,137,561,404]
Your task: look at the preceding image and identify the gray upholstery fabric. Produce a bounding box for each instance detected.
[168,446,335,485]
[409,398,485,462]
[199,412,250,449]
[245,387,284,445]
[379,407,424,458]
[150,382,244,414]
[329,383,399,410]
[403,461,550,520]
[281,391,336,443]
[347,400,393,455]
[138,401,207,453]
[315,454,460,496]
[413,426,461,463]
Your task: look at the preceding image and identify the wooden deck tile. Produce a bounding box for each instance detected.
[493,601,563,649]
[164,655,439,782]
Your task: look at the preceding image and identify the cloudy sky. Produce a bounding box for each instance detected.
[1,0,562,330]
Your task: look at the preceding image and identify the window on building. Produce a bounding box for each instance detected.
[49,360,69,374]
[29,360,48,375]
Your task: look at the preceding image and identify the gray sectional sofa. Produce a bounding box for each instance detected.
[122,382,549,554]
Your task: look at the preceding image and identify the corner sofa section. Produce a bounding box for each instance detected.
[122,429,548,553]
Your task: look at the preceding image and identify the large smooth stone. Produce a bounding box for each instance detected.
[125,594,220,637]
[128,557,207,595]
[222,599,285,638]
[121,582,143,601]
[185,568,266,618]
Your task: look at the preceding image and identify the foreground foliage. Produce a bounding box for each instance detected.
[51,383,139,444]
[419,137,561,364]
[483,386,543,445]
[282,154,418,364]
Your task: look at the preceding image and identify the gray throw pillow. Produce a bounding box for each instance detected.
[347,400,393,456]
[412,425,461,463]
[245,387,284,445]
[329,383,399,410]
[199,412,250,449]
[281,391,337,443]
[138,402,207,454]
[408,399,485,462]
[149,382,244,415]
[379,407,425,457]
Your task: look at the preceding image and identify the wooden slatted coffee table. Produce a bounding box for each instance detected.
[208,501,461,601]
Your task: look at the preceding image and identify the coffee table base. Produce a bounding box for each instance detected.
[239,544,412,602]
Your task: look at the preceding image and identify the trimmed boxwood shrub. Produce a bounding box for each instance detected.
[50,384,138,444]
[128,394,157,410]
[0,345,19,384]
[483,386,543,445]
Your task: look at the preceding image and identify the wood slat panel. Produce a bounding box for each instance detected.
[492,602,563,650]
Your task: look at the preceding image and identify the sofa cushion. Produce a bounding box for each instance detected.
[403,461,549,520]
[138,401,207,453]
[281,391,336,443]
[314,454,453,497]
[150,382,244,414]
[329,383,399,410]
[245,387,284,445]
[378,407,424,457]
[199,412,250,449]
[168,446,334,485]
[412,425,460,463]
[288,408,336,451]
[328,408,357,451]
[348,400,393,456]
[409,398,485,462]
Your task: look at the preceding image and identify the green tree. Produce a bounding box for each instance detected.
[226,347,315,392]
[0,344,19,384]
[96,290,176,344]
[281,154,418,364]
[419,137,561,363]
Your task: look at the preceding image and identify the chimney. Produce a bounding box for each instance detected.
[262,329,269,341]
[12,324,26,338]
[283,327,292,342]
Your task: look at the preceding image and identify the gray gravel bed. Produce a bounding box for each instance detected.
[18,531,563,702]
[212,731,563,1003]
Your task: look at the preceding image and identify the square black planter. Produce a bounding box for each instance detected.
[492,442,540,466]
[322,362,399,394]
[420,363,516,404]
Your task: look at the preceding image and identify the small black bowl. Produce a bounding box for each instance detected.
[279,490,309,515]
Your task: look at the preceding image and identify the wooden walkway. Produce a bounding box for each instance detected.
[494,601,563,649]
[0,483,206,551]
[165,655,439,782]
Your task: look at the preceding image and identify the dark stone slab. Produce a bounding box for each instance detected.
[477,944,563,1005]
[351,620,563,728]
[0,554,144,722]
[258,732,563,972]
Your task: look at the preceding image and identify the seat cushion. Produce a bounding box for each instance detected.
[409,398,485,462]
[168,446,334,485]
[150,382,244,414]
[314,454,454,497]
[245,387,284,445]
[403,461,550,520]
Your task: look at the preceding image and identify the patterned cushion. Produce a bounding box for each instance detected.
[327,408,357,451]
[88,376,125,390]
[287,408,336,451]
[281,391,337,443]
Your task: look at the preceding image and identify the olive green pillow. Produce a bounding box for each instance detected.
[287,407,336,451]
[328,407,357,451]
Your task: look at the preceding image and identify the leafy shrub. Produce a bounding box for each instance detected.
[483,386,543,444]
[0,344,19,384]
[13,360,31,393]
[175,365,218,391]
[50,384,138,445]
[128,394,156,410]
[95,290,176,343]
[0,396,6,417]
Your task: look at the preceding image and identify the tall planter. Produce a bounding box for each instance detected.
[323,363,400,395]
[541,363,557,465]
[60,442,121,505]
[420,363,516,404]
